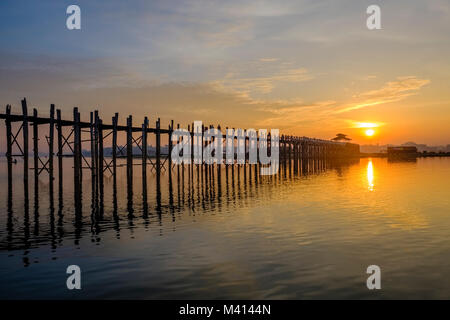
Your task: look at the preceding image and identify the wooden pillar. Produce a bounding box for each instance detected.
[142,117,148,193]
[304,142,308,160]
[98,118,104,199]
[56,109,63,196]
[156,118,161,175]
[92,111,99,202]
[187,124,192,185]
[243,127,247,182]
[191,122,194,177]
[6,105,12,195]
[195,123,200,181]
[49,104,55,188]
[73,107,81,201]
[293,141,297,174]
[292,141,296,174]
[112,113,118,183]
[279,135,283,164]
[126,115,133,195]
[231,127,235,179]
[21,99,29,201]
[248,138,252,184]
[168,119,173,170]
[190,122,195,182]
[32,108,39,199]
[253,129,258,182]
[209,124,213,182]
[288,138,292,174]
[142,117,149,209]
[298,142,301,171]
[156,118,161,200]
[77,110,83,186]
[217,125,222,183]
[201,124,205,179]
[176,123,180,179]
[94,111,100,187]
[90,112,96,196]
[304,142,307,159]
[225,127,229,180]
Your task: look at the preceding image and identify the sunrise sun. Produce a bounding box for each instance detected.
[365,129,375,136]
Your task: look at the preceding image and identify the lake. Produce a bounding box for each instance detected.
[1,157,450,299]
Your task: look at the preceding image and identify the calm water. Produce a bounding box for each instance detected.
[1,157,450,299]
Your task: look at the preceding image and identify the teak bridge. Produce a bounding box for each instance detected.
[1,98,360,208]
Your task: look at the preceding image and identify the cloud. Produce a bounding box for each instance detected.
[350,121,385,128]
[195,20,252,48]
[212,67,313,97]
[251,100,338,131]
[259,58,279,62]
[336,76,430,113]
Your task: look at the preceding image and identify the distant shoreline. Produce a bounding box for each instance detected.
[360,152,450,158]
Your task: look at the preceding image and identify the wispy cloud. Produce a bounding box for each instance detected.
[183,19,253,48]
[336,76,430,114]
[212,67,313,97]
[259,58,279,62]
[350,121,385,128]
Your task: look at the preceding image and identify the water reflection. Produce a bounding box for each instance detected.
[2,157,450,299]
[0,158,357,252]
[367,159,374,191]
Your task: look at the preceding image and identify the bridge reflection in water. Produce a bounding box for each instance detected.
[1,157,359,256]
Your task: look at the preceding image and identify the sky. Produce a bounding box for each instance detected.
[1,0,450,145]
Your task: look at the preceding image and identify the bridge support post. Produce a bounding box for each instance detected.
[156,118,161,185]
[73,107,81,206]
[57,109,63,197]
[49,105,55,197]
[22,99,29,202]
[112,113,118,184]
[126,115,133,201]
[98,118,104,202]
[33,108,39,202]
[5,105,12,198]
[90,112,96,198]
[142,117,148,200]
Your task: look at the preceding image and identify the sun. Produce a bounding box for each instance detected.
[365,129,375,137]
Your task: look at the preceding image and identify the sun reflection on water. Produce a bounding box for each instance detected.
[367,159,374,191]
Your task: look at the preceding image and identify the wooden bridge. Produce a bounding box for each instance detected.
[1,98,360,209]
